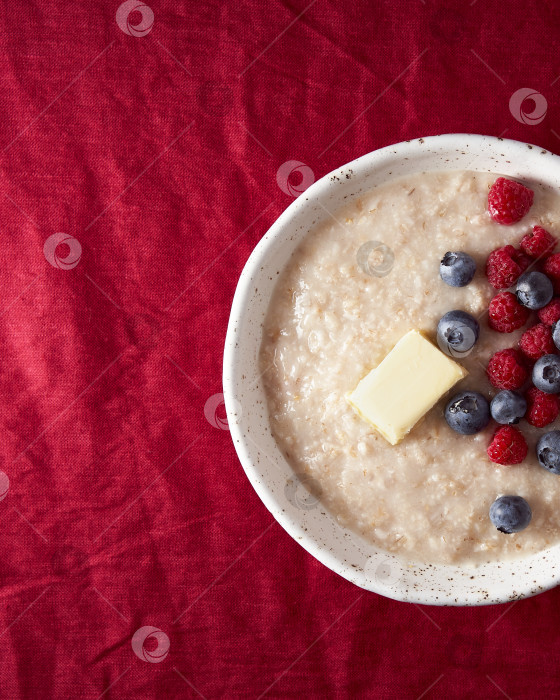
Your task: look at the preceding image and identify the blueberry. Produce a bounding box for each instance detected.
[490,390,526,425]
[552,320,560,351]
[532,354,560,393]
[536,430,560,474]
[437,310,479,358]
[489,495,532,534]
[516,271,553,310]
[445,391,490,434]
[440,252,476,287]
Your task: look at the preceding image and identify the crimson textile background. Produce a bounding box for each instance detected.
[0,0,559,698]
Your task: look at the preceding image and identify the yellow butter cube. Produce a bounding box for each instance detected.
[347,330,467,445]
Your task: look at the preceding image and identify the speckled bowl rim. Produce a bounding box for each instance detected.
[223,134,560,606]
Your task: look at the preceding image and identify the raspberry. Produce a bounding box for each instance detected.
[488,291,530,333]
[538,298,560,325]
[525,387,559,428]
[487,348,528,390]
[486,245,531,289]
[487,426,528,465]
[488,177,534,225]
[543,253,560,294]
[514,250,532,272]
[520,225,557,258]
[519,323,555,361]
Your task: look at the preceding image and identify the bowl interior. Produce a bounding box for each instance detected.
[223,134,560,605]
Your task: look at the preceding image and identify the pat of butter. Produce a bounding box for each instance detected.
[347,330,467,445]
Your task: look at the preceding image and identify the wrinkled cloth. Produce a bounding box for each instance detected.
[0,0,560,697]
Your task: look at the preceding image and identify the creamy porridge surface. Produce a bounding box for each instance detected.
[260,170,560,566]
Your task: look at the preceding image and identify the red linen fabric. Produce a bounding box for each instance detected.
[1,0,560,697]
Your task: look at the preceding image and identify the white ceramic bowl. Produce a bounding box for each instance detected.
[223,134,560,606]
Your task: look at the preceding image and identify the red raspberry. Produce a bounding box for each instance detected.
[487,426,528,465]
[543,253,560,294]
[487,348,528,390]
[488,291,530,333]
[525,387,559,428]
[488,177,534,225]
[519,323,555,361]
[514,250,532,272]
[538,297,560,325]
[486,245,531,289]
[520,225,557,258]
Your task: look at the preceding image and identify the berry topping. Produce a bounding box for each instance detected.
[488,291,530,333]
[444,391,490,435]
[525,387,559,428]
[489,495,532,533]
[487,349,528,390]
[520,225,557,258]
[532,354,560,393]
[519,323,555,361]
[439,251,476,287]
[436,310,479,358]
[543,253,560,294]
[516,271,554,310]
[514,251,532,272]
[490,390,526,425]
[538,298,560,326]
[488,177,534,225]
[487,426,528,465]
[536,430,560,474]
[486,245,531,290]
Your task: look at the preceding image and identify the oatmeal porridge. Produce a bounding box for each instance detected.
[260,170,560,565]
